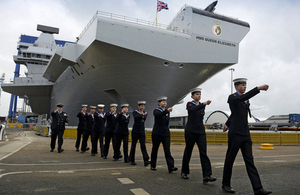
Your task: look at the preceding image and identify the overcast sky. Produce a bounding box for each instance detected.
[0,0,299,120]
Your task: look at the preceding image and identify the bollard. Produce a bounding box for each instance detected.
[0,124,5,141]
[260,143,274,150]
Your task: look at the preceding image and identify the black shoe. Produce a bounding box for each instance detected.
[181,173,189,179]
[151,167,156,171]
[86,147,90,151]
[169,167,178,173]
[113,158,118,162]
[144,161,151,166]
[119,154,123,159]
[76,148,79,152]
[58,149,64,153]
[203,176,217,184]
[254,188,272,195]
[103,156,107,159]
[50,149,54,152]
[124,159,129,163]
[101,154,104,157]
[80,150,85,154]
[91,153,95,156]
[131,162,137,165]
[222,185,235,194]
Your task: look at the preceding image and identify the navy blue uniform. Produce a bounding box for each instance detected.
[81,113,96,152]
[103,112,118,158]
[129,110,149,163]
[92,112,106,155]
[113,113,130,162]
[181,100,212,177]
[50,111,68,151]
[150,107,175,171]
[75,111,86,150]
[222,87,263,191]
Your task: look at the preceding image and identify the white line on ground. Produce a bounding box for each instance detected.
[130,188,150,195]
[111,172,121,175]
[0,137,32,161]
[0,167,137,179]
[117,178,135,184]
[58,170,75,174]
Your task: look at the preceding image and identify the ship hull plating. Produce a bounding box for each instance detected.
[52,40,232,127]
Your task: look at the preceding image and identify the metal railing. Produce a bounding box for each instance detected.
[77,10,189,41]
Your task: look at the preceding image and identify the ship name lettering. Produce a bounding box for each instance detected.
[195,36,236,47]
[196,36,204,40]
[205,38,217,43]
[218,40,236,47]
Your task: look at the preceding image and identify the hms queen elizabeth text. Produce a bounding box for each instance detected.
[196,36,236,47]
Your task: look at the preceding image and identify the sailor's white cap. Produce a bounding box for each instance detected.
[233,78,247,85]
[121,104,129,108]
[81,104,88,107]
[110,103,118,107]
[137,101,146,105]
[190,88,202,94]
[56,103,64,107]
[97,104,105,108]
[157,96,167,102]
[90,106,97,109]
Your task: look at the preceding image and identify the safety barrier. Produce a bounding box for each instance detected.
[61,127,300,145]
[5,123,35,130]
[3,124,300,145]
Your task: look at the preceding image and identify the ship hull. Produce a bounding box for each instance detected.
[2,6,250,128]
[51,40,232,127]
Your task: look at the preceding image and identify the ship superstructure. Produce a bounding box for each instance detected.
[2,25,72,119]
[2,3,250,127]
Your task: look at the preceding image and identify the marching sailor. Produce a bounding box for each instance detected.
[91,104,106,156]
[150,97,178,173]
[129,101,151,166]
[113,104,130,163]
[80,106,96,153]
[103,103,119,159]
[75,104,88,152]
[180,88,216,184]
[222,78,271,195]
[50,103,69,153]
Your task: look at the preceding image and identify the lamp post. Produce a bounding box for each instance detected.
[229,68,235,94]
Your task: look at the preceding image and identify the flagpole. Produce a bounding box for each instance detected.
[155,0,158,26]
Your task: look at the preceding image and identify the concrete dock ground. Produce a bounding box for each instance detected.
[0,128,299,195]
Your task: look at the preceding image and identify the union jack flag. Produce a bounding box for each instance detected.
[157,1,169,12]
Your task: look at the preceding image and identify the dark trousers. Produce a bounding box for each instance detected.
[50,129,64,150]
[129,133,149,163]
[113,133,129,162]
[81,130,92,151]
[222,134,262,191]
[150,134,174,171]
[92,131,102,154]
[103,131,115,157]
[181,131,212,177]
[75,128,83,149]
[99,133,104,156]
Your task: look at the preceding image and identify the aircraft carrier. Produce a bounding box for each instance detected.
[2,2,250,127]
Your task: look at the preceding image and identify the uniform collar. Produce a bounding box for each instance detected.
[157,107,164,112]
[191,100,201,105]
[100,112,106,117]
[109,111,117,117]
[123,113,129,118]
[135,109,146,114]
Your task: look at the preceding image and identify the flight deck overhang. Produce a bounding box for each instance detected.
[1,83,53,96]
[43,43,77,82]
